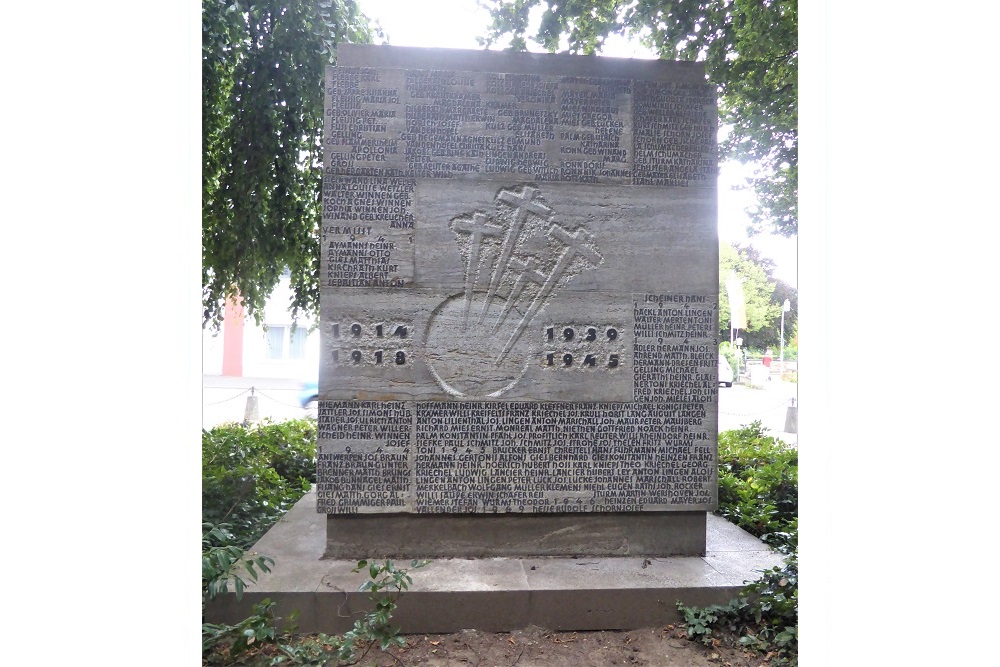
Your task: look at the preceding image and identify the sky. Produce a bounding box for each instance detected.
[355,0,798,286]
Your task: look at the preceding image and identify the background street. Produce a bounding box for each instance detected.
[718,379,798,444]
[203,375,313,429]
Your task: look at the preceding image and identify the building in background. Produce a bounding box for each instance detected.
[203,271,320,380]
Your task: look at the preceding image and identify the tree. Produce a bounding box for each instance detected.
[718,242,794,351]
[757,275,797,354]
[202,0,381,330]
[481,0,798,238]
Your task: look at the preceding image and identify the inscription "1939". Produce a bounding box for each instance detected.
[542,324,625,371]
[546,326,618,342]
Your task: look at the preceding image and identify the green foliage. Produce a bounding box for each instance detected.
[201,419,429,664]
[333,559,431,662]
[678,601,729,642]
[203,523,276,603]
[718,341,738,379]
[724,244,796,352]
[202,559,429,666]
[270,632,345,667]
[720,242,793,350]
[202,0,382,329]
[768,280,797,355]
[733,556,798,659]
[678,555,798,666]
[782,320,799,362]
[203,598,281,662]
[202,419,317,548]
[717,421,797,553]
[481,0,798,237]
[675,421,798,665]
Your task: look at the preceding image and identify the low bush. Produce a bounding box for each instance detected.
[718,342,739,379]
[202,523,274,605]
[679,554,798,666]
[716,421,797,553]
[680,421,798,665]
[202,419,317,549]
[202,420,429,665]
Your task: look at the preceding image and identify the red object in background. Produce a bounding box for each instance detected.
[762,352,772,369]
[222,297,245,377]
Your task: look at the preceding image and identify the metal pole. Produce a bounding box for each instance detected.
[780,299,790,372]
[780,310,785,367]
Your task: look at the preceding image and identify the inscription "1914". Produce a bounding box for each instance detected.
[329,320,412,367]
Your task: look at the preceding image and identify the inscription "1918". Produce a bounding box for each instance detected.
[333,349,408,366]
[330,320,411,367]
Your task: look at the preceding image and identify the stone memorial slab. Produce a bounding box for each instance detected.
[318,45,718,556]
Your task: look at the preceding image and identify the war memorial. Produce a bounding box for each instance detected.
[206,44,782,632]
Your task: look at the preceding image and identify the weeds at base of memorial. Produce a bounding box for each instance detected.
[677,554,798,666]
[203,555,428,666]
[202,418,797,666]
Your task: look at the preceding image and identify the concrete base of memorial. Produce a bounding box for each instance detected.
[325,511,707,558]
[204,488,785,633]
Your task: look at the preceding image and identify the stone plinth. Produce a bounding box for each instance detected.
[319,45,719,557]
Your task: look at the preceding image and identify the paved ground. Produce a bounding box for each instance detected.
[204,375,798,444]
[718,378,798,444]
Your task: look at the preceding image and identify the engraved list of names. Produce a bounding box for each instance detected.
[318,47,719,516]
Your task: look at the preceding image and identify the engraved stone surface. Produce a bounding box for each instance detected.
[318,46,719,520]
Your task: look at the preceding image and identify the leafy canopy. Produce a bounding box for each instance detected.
[481,0,798,238]
[719,242,796,350]
[202,0,381,329]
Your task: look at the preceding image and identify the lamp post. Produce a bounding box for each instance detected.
[780,299,791,371]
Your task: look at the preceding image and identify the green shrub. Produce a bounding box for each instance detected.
[202,419,317,549]
[202,523,274,605]
[201,420,431,665]
[677,421,799,665]
[718,342,739,380]
[716,421,797,553]
[679,554,798,666]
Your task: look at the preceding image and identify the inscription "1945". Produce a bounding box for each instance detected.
[544,352,620,368]
[542,324,625,371]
